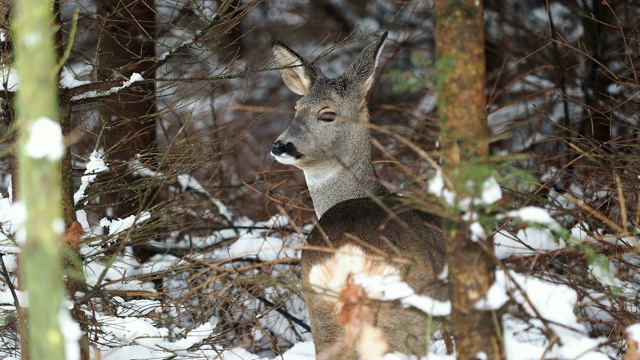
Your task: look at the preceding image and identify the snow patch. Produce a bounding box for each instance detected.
[502,270,609,359]
[0,67,19,91]
[0,194,19,252]
[60,67,90,89]
[71,73,144,101]
[589,258,621,289]
[226,235,289,262]
[507,206,558,225]
[475,270,509,310]
[99,211,151,235]
[59,304,82,360]
[429,172,502,210]
[115,298,162,317]
[494,227,563,259]
[74,150,108,204]
[25,117,64,161]
[84,253,156,292]
[216,347,268,360]
[428,169,455,205]
[480,176,502,205]
[628,324,640,339]
[75,209,90,232]
[356,273,451,316]
[9,201,26,246]
[281,341,315,359]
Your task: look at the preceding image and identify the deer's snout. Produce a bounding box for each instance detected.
[271,140,302,158]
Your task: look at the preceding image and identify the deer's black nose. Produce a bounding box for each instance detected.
[271,140,302,158]
[271,140,287,156]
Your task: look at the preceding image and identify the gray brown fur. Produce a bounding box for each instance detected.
[271,33,448,358]
[305,198,447,357]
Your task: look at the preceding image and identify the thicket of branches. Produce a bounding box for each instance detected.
[0,0,638,358]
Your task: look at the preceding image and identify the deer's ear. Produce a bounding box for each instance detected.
[345,32,388,95]
[272,41,321,96]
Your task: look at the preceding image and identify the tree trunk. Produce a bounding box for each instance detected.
[59,86,91,360]
[96,0,158,220]
[580,0,614,144]
[0,2,28,359]
[12,0,66,358]
[52,2,92,357]
[434,0,504,359]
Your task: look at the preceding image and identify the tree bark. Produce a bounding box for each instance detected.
[434,0,504,359]
[580,0,614,144]
[96,0,158,220]
[12,0,66,358]
[52,3,92,357]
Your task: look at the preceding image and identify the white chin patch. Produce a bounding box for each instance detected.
[272,153,300,165]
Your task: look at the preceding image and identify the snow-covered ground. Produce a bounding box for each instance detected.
[1,150,638,359]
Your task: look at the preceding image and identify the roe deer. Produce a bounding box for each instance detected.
[271,32,449,359]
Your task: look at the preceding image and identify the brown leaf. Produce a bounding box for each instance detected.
[64,221,84,252]
[624,333,640,360]
[336,283,369,326]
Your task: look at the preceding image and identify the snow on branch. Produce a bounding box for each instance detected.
[70,73,144,102]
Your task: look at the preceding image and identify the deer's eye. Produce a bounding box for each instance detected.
[318,108,337,122]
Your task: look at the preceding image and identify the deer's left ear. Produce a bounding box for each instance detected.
[272,41,323,96]
[344,32,388,95]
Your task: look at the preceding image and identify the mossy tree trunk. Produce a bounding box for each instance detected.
[11,0,66,359]
[434,0,504,358]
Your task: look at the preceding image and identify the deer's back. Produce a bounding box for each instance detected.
[303,197,446,288]
[301,197,448,357]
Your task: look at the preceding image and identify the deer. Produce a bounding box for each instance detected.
[270,32,449,359]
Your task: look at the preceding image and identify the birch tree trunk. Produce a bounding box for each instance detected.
[12,0,66,358]
[434,0,504,358]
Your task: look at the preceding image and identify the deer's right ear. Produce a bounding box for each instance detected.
[344,32,388,96]
[272,41,320,96]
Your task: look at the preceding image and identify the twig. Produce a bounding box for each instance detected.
[564,193,625,234]
[0,254,20,309]
[254,295,311,333]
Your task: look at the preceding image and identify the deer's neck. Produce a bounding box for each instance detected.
[304,159,390,219]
